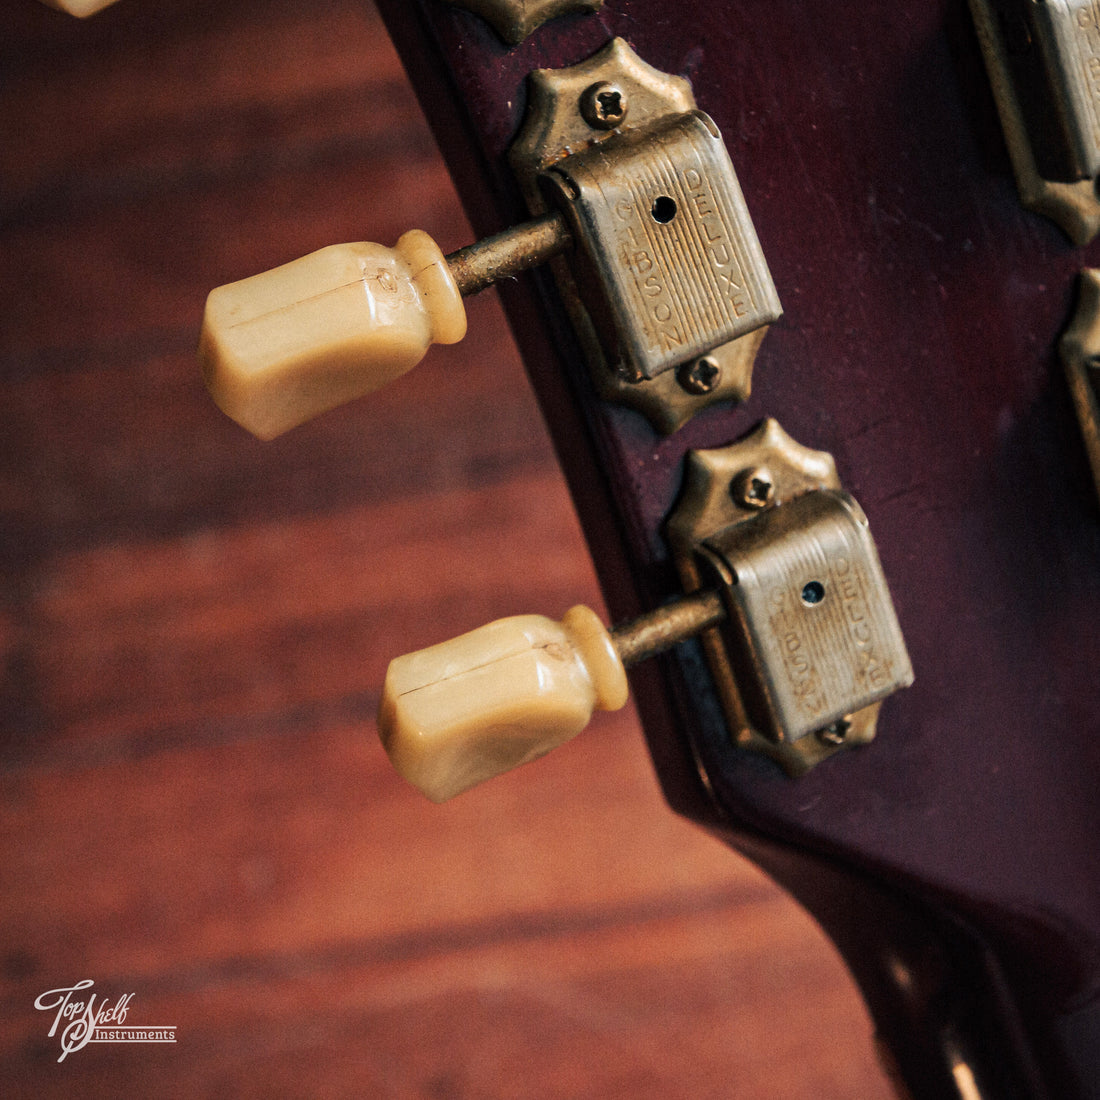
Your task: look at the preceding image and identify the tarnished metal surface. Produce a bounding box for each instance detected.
[446,211,571,296]
[1029,0,1100,180]
[541,110,781,382]
[509,38,777,431]
[699,490,913,747]
[667,421,911,775]
[611,589,725,667]
[970,0,1100,242]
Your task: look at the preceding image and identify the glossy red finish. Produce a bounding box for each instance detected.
[376,0,1100,1079]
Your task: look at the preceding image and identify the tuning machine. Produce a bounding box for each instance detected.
[970,0,1100,242]
[666,420,913,776]
[510,38,781,431]
[379,421,913,801]
[199,39,779,438]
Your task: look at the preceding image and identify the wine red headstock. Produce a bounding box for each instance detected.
[372,2,1100,1097]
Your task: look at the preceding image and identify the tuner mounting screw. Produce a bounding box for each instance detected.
[731,466,774,510]
[677,355,722,395]
[816,717,853,746]
[580,81,628,130]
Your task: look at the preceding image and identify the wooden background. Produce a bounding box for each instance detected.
[0,1,894,1095]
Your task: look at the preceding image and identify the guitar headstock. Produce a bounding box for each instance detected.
[182,7,1098,1093]
[361,3,1100,1096]
[8,4,902,1097]
[172,2,1100,1090]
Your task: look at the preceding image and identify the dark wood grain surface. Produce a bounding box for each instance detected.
[0,1,893,1095]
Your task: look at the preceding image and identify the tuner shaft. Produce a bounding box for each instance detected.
[611,589,725,668]
[446,211,572,296]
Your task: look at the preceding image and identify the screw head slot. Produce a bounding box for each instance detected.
[731,466,774,510]
[580,81,628,130]
[677,355,722,395]
[816,717,853,746]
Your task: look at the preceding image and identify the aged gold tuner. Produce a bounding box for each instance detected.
[970,0,1100,242]
[380,422,913,801]
[200,39,781,438]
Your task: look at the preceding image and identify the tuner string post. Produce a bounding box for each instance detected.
[610,588,725,668]
[446,211,572,296]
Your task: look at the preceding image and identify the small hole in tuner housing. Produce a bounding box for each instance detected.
[801,580,826,606]
[651,196,677,223]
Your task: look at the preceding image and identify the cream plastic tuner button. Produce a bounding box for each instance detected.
[379,605,629,803]
[199,231,467,440]
[200,213,571,440]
